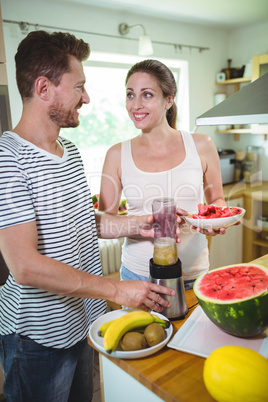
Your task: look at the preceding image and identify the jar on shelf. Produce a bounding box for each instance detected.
[234,150,246,182]
[243,145,262,183]
[243,160,256,183]
[234,161,243,182]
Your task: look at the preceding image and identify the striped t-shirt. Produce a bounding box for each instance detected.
[0,131,106,348]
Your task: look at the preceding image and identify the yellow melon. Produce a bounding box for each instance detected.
[203,346,268,402]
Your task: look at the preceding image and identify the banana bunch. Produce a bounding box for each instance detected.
[101,310,170,354]
[98,319,115,337]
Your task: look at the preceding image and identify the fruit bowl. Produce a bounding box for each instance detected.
[91,194,128,215]
[89,309,173,359]
[184,206,245,231]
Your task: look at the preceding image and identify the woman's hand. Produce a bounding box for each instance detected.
[176,208,188,226]
[175,208,189,242]
[193,226,226,236]
[193,219,241,236]
[138,209,188,243]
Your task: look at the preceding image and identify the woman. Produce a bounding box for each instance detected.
[99,59,226,289]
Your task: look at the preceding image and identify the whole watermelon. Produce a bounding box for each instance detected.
[193,264,268,337]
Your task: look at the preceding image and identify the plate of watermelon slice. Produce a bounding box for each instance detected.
[185,204,245,230]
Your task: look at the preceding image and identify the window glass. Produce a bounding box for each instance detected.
[61,65,136,195]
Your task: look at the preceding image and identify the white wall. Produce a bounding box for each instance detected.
[1,0,229,130]
[1,0,268,179]
[228,21,268,65]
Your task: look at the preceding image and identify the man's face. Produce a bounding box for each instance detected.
[48,56,90,128]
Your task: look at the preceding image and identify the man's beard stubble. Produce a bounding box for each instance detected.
[48,95,81,128]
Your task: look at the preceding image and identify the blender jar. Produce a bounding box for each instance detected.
[152,198,177,266]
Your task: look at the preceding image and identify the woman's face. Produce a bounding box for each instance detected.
[126,72,173,131]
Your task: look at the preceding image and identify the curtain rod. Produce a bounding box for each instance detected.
[3,19,210,53]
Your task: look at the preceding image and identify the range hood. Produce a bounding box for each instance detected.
[196,73,268,126]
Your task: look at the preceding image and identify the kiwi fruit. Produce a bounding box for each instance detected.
[144,323,165,347]
[120,331,147,351]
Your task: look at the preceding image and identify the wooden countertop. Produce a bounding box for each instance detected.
[96,254,268,402]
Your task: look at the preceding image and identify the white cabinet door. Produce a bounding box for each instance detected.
[209,198,243,269]
[101,355,164,402]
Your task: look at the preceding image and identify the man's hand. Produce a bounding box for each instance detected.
[114,280,175,313]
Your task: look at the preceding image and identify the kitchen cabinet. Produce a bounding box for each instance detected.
[221,181,268,263]
[209,197,243,269]
[243,190,268,261]
[252,53,268,81]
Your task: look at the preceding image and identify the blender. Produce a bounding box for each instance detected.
[149,198,188,320]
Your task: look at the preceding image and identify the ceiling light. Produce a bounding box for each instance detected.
[118,23,153,56]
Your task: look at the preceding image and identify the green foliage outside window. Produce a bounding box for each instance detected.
[61,99,137,148]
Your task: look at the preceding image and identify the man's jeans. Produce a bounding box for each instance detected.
[0,333,94,402]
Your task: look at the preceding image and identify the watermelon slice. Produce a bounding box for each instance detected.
[192,204,242,219]
[193,264,268,337]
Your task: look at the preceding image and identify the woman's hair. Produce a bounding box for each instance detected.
[125,59,177,129]
[15,30,90,100]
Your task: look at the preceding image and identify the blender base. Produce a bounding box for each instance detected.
[149,258,188,320]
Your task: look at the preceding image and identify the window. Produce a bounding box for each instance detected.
[61,52,189,195]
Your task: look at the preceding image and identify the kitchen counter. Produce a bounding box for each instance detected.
[94,254,268,402]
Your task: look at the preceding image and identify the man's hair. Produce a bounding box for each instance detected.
[15,30,90,100]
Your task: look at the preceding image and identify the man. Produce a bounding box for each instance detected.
[0,31,174,402]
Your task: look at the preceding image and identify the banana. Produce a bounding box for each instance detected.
[151,314,170,328]
[103,310,169,353]
[98,319,115,337]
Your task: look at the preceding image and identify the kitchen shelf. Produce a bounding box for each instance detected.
[215,67,268,140]
[215,76,252,97]
[252,239,268,248]
[215,77,252,85]
[215,126,268,140]
[216,125,268,134]
[215,77,251,140]
[245,193,268,260]
[215,56,268,140]
[253,226,268,233]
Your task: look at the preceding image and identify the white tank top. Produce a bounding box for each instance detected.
[121,130,209,280]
